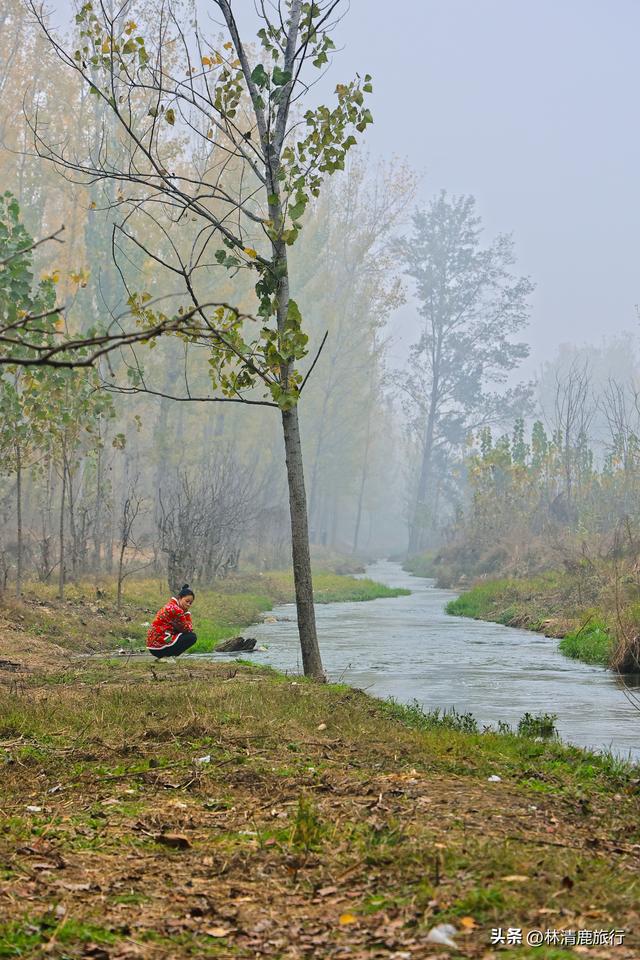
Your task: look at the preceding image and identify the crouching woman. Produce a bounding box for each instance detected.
[147,584,197,659]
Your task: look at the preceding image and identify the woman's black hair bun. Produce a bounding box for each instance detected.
[182,583,189,591]
[178,583,195,598]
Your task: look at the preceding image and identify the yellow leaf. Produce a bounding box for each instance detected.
[223,41,233,50]
[339,913,357,926]
[124,20,137,34]
[205,927,231,938]
[231,58,240,68]
[206,129,213,138]
[460,916,477,929]
[101,38,111,53]
[202,56,212,66]
[51,271,60,284]
[243,247,257,258]
[89,201,97,209]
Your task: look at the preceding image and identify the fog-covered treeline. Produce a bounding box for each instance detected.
[410,338,640,589]
[5,0,638,634]
[0,0,414,608]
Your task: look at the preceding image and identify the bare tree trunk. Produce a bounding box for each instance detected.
[408,390,438,556]
[352,404,373,554]
[58,438,67,600]
[281,406,324,679]
[116,540,126,611]
[94,440,103,575]
[15,442,22,597]
[270,153,324,678]
[66,458,78,580]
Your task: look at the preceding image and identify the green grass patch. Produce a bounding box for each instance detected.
[444,574,618,668]
[7,569,407,656]
[0,917,117,956]
[559,618,612,665]
[445,577,534,621]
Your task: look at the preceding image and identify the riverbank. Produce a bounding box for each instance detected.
[405,555,640,673]
[1,649,639,959]
[445,575,614,666]
[0,570,409,660]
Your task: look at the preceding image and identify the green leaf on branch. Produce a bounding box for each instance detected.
[272,66,292,86]
[251,63,269,87]
[286,299,302,331]
[288,199,307,221]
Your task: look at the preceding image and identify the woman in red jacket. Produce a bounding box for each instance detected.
[147,584,197,659]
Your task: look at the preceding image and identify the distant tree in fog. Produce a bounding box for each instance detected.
[399,192,533,555]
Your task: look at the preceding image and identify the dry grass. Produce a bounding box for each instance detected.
[0,649,639,959]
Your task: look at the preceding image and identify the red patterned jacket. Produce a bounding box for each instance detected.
[147,598,193,650]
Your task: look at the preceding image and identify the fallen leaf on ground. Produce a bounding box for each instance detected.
[154,833,191,849]
[339,913,358,925]
[205,927,232,938]
[83,946,110,960]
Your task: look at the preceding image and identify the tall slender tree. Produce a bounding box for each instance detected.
[28,0,373,677]
[399,192,533,555]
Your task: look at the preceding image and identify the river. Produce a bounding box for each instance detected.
[222,560,640,761]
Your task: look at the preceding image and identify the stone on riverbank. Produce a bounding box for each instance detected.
[216,635,257,653]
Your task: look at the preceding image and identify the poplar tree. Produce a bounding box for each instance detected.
[28,0,373,677]
[399,192,533,555]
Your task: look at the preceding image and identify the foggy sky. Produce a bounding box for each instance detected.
[51,0,640,376]
[329,1,640,376]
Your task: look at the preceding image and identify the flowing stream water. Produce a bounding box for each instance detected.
[218,560,640,761]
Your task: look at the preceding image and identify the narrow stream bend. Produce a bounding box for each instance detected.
[221,560,640,761]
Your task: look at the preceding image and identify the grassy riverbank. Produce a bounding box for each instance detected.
[405,550,640,671]
[0,648,639,959]
[444,574,618,668]
[2,571,409,657]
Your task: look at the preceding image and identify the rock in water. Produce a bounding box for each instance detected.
[216,636,257,653]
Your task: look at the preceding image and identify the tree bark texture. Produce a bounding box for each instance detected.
[15,442,22,597]
[281,406,324,679]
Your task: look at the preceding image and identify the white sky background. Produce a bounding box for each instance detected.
[49,0,640,377]
[332,1,640,377]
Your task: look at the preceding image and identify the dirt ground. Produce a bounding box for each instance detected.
[1,633,639,959]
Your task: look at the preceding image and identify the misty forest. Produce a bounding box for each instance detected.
[0,2,639,958]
